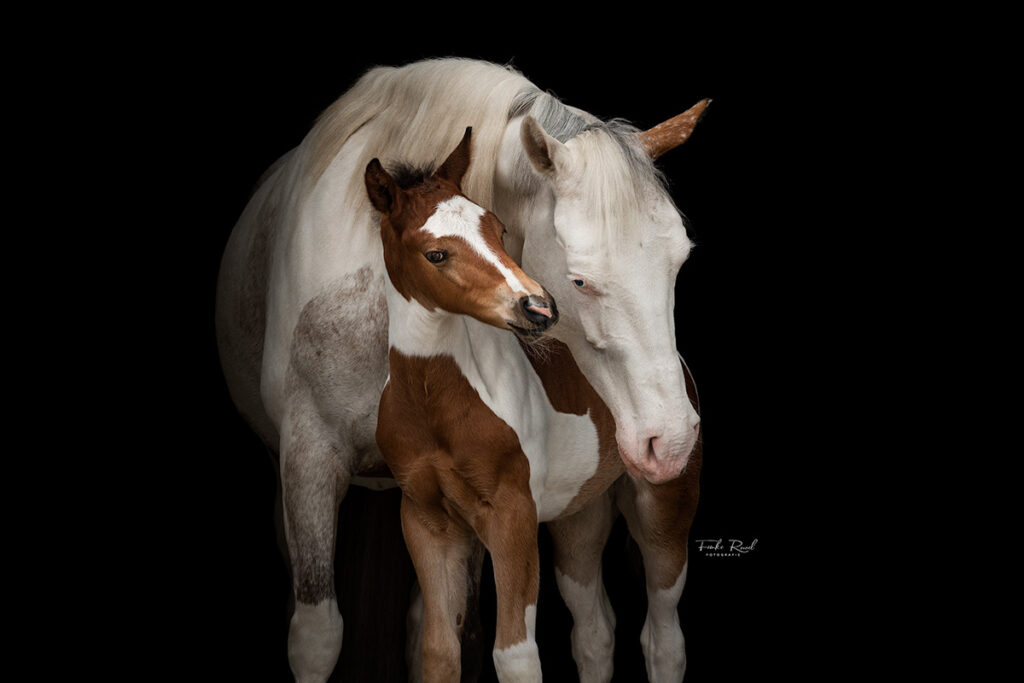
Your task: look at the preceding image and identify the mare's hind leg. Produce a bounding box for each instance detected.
[616,452,701,683]
[401,495,480,683]
[280,409,349,683]
[546,491,617,683]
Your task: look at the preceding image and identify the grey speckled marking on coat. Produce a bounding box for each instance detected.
[287,266,389,454]
[282,267,390,603]
[283,404,344,604]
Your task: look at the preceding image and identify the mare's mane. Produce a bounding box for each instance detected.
[298,58,677,244]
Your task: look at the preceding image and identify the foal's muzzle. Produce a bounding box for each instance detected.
[509,293,559,336]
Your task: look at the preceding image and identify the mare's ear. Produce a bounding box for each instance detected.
[520,115,568,179]
[434,127,472,188]
[638,99,711,159]
[365,158,402,215]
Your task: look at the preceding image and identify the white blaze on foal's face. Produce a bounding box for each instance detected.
[400,193,557,335]
[421,196,530,297]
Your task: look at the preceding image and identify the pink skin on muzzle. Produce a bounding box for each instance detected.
[617,423,700,484]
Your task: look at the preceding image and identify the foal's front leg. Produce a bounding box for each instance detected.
[401,495,478,683]
[477,488,542,682]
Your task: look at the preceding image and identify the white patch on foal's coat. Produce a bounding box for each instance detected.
[421,196,529,295]
[492,604,540,681]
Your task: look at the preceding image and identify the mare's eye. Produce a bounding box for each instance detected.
[425,250,448,264]
[568,275,596,295]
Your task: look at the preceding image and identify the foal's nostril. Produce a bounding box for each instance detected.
[521,296,554,325]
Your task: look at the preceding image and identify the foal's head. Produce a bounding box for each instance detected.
[366,128,558,338]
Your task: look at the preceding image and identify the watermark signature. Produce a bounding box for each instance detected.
[694,538,759,557]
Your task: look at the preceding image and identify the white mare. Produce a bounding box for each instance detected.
[216,57,707,682]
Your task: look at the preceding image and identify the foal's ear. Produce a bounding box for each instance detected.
[365,158,401,214]
[434,127,472,187]
[638,99,711,159]
[521,115,567,179]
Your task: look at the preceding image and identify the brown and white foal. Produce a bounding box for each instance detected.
[368,129,560,681]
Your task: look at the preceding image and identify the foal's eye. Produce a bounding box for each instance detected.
[425,250,448,264]
[571,278,586,288]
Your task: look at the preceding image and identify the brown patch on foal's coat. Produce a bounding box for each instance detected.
[377,350,539,648]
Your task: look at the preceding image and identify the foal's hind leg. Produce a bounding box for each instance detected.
[280,408,349,683]
[616,450,701,683]
[406,545,486,683]
[401,495,480,683]
[546,491,617,683]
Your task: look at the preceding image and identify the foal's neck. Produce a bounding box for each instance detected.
[386,283,456,358]
[384,280,511,366]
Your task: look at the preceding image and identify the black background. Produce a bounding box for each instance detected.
[77,14,869,682]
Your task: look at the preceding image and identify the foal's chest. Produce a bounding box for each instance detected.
[380,342,610,522]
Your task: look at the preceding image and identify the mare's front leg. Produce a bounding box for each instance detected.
[401,493,480,683]
[546,490,617,683]
[616,444,701,683]
[280,405,349,683]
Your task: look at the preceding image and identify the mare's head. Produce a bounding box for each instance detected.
[366,127,557,338]
[512,100,710,484]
